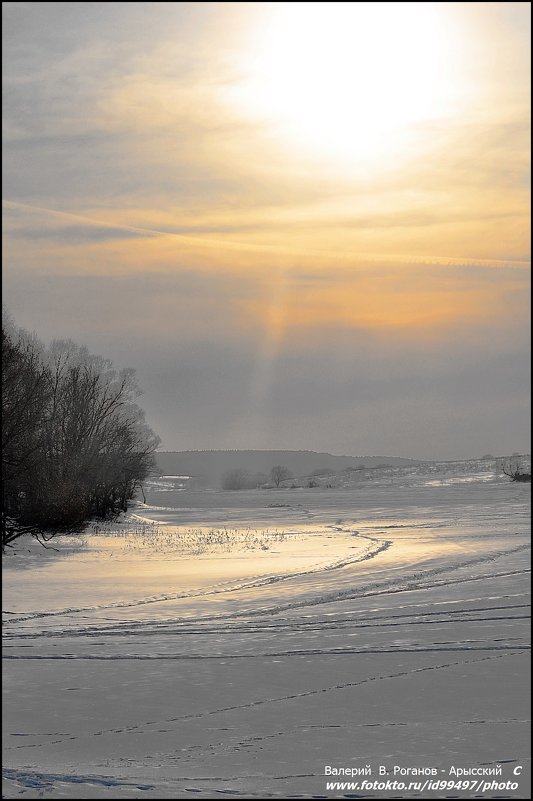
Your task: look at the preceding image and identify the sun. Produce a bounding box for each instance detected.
[226,2,464,170]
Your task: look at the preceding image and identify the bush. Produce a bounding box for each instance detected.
[221,468,250,490]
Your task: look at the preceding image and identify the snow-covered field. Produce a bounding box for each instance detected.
[2,462,531,798]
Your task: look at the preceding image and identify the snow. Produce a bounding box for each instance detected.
[2,462,531,798]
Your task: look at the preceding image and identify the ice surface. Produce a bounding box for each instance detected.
[2,462,530,798]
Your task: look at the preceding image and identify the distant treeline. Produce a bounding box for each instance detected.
[156,450,420,487]
[2,319,159,546]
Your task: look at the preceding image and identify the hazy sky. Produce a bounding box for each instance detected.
[2,2,530,459]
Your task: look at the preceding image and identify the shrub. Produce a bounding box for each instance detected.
[221,468,250,490]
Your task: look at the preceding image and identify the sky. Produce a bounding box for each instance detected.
[2,1,530,460]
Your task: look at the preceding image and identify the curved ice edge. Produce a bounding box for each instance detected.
[36,561,529,635]
[3,544,530,632]
[2,534,392,624]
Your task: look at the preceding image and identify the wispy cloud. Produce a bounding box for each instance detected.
[2,2,530,458]
[4,200,529,268]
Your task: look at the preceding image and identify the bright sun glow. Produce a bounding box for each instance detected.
[228,2,465,169]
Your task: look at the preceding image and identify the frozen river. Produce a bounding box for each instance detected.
[2,464,531,798]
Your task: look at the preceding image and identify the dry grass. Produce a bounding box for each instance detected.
[87,520,289,556]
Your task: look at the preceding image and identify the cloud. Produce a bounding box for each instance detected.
[2,2,530,458]
[8,224,158,243]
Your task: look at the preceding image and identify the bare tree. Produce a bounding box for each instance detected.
[501,460,531,483]
[270,465,293,487]
[2,324,160,545]
[2,330,51,545]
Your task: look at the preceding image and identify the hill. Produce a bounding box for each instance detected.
[155,450,421,487]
